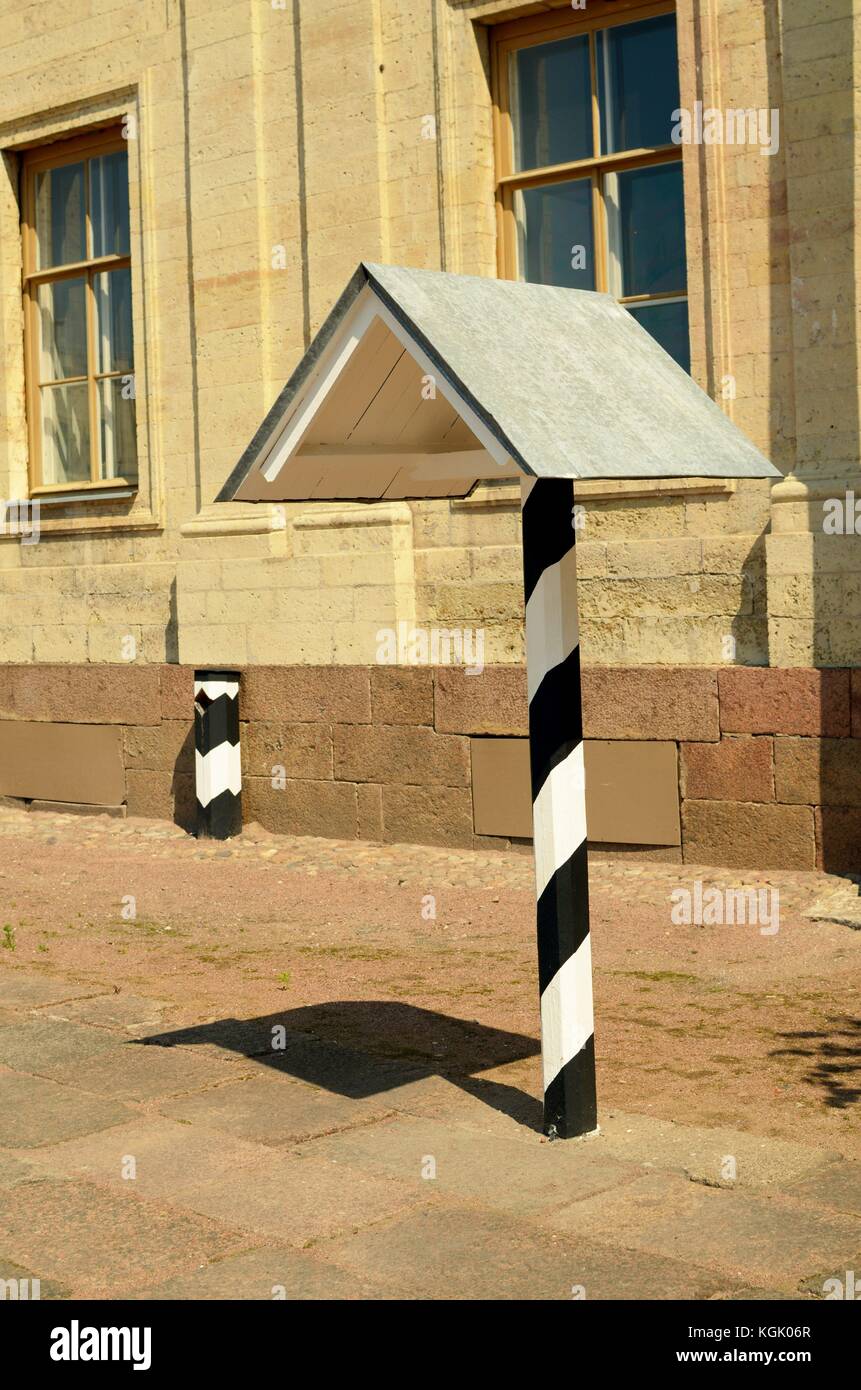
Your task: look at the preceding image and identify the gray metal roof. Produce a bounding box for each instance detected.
[217,262,779,503]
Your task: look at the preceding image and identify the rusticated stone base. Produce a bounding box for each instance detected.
[0,663,859,872]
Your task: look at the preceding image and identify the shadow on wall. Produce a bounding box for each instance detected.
[171,725,196,832]
[776,2,859,872]
[142,1001,543,1132]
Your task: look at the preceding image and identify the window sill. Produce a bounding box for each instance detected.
[33,487,137,506]
[0,486,159,538]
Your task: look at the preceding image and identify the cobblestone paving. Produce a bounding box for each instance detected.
[0,804,846,907]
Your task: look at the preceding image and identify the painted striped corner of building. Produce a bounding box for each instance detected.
[194,670,242,840]
[521,477,597,1139]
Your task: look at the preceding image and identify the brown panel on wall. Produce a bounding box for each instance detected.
[471,737,533,838]
[0,721,125,805]
[586,740,680,845]
[471,738,681,845]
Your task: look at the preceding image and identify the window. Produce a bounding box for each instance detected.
[494,1,689,372]
[21,129,137,492]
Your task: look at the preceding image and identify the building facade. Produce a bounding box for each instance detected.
[0,0,857,871]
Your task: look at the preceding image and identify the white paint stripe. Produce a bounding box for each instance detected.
[195,743,242,807]
[540,934,594,1091]
[194,680,239,702]
[261,290,379,482]
[525,547,579,702]
[532,741,587,900]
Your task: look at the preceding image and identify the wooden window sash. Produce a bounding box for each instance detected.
[21,127,134,494]
[492,0,685,319]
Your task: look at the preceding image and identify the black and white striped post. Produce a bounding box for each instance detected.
[194,670,242,840]
[521,477,597,1140]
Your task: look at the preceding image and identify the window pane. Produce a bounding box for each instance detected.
[606,162,686,297]
[97,376,137,481]
[94,267,133,374]
[34,161,86,268]
[597,14,680,154]
[517,178,596,290]
[90,149,130,258]
[511,34,592,171]
[36,276,87,381]
[40,381,90,484]
[627,300,690,372]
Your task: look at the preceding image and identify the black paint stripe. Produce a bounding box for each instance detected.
[522,478,575,606]
[543,1036,598,1139]
[196,787,242,841]
[536,839,590,990]
[194,695,240,755]
[527,645,583,795]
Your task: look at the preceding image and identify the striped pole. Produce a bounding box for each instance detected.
[521,477,597,1139]
[194,669,242,839]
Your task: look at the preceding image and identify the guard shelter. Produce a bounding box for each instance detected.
[217,262,780,1139]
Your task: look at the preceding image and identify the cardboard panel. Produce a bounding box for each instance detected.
[0,721,125,805]
[471,737,681,845]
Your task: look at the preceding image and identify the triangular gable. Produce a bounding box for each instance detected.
[217,263,780,504]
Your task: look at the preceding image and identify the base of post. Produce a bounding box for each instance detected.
[545,1122,601,1142]
[543,1035,598,1139]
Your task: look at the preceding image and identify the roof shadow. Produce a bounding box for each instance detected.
[143,1001,543,1132]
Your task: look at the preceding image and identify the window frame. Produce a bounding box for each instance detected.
[20,126,136,496]
[492,0,686,325]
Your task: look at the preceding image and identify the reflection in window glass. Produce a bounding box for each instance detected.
[511,34,593,171]
[90,150,131,259]
[94,268,133,375]
[605,162,686,298]
[40,381,90,484]
[98,376,137,481]
[35,162,86,269]
[37,277,87,381]
[597,14,680,154]
[517,178,596,291]
[627,300,690,372]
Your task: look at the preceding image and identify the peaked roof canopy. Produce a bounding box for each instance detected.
[217,262,780,504]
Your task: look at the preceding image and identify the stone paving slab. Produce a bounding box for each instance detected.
[23,1116,435,1248]
[0,1178,251,1298]
[0,1257,68,1300]
[778,1160,861,1217]
[594,1110,839,1189]
[300,1113,644,1215]
[0,971,106,1009]
[146,1019,425,1104]
[58,1042,246,1103]
[134,1246,394,1301]
[0,1019,119,1077]
[158,1073,398,1146]
[0,1074,130,1148]
[34,993,173,1035]
[711,1287,813,1301]
[386,1068,545,1139]
[0,1150,41,1188]
[545,1171,861,1289]
[315,1205,743,1300]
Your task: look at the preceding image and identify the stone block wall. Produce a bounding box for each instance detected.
[1,663,860,873]
[0,0,855,673]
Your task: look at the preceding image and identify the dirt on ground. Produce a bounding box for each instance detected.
[0,807,857,1158]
